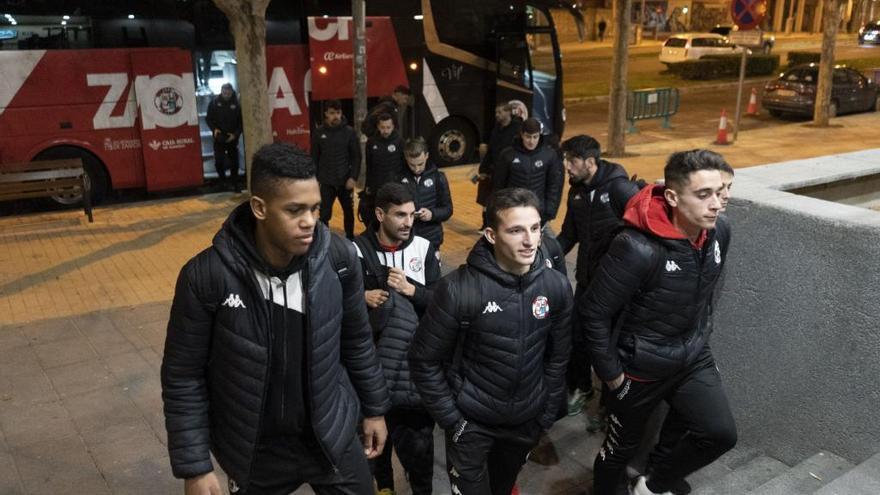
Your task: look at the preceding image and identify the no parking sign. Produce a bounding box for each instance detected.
[730,0,767,30]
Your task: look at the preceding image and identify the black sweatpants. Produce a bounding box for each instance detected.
[213,140,239,183]
[445,419,542,495]
[592,348,737,495]
[242,433,373,495]
[567,284,592,393]
[372,408,435,495]
[320,183,355,239]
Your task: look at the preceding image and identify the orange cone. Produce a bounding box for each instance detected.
[746,88,759,116]
[715,109,730,145]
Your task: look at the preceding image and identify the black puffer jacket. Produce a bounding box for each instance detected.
[557,160,641,287]
[365,131,405,192]
[312,117,361,187]
[372,289,422,408]
[493,138,564,221]
[161,203,390,489]
[409,237,573,431]
[581,185,730,383]
[205,92,242,137]
[399,164,452,246]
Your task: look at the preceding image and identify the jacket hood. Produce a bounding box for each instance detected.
[466,236,545,287]
[586,160,630,190]
[622,184,690,242]
[213,201,322,279]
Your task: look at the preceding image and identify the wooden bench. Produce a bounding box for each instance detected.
[0,159,93,222]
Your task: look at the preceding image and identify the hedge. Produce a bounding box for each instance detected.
[787,51,821,67]
[669,54,781,80]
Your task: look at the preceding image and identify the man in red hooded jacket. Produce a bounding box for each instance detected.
[581,149,737,495]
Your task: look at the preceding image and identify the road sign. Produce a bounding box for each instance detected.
[730,29,764,47]
[731,0,767,30]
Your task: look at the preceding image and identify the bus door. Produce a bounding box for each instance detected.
[494,32,534,121]
[129,49,203,191]
[525,6,564,137]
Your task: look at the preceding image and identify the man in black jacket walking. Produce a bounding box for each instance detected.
[582,150,737,495]
[206,83,242,191]
[161,143,389,495]
[493,118,564,225]
[312,99,361,239]
[557,135,641,420]
[409,188,573,495]
[398,137,452,248]
[476,103,522,230]
[355,183,441,495]
[360,114,405,228]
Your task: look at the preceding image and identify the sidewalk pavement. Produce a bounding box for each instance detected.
[0,111,878,494]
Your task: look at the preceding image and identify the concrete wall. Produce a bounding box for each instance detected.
[713,149,880,465]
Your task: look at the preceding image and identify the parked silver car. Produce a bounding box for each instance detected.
[762,64,880,118]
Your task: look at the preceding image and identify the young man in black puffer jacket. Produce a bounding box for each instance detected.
[398,137,452,249]
[161,143,389,495]
[409,188,573,495]
[493,118,565,225]
[354,183,441,495]
[583,149,737,495]
[557,135,642,422]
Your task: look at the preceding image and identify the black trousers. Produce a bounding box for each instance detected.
[445,419,542,495]
[320,183,355,239]
[592,348,737,495]
[372,408,435,495]
[242,433,373,495]
[568,284,593,393]
[213,140,239,182]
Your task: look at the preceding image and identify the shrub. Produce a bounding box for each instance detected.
[787,51,821,67]
[668,59,721,80]
[669,54,781,80]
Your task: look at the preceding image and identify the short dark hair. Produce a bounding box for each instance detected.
[522,118,542,135]
[393,85,412,95]
[718,161,735,176]
[251,143,315,198]
[561,135,601,161]
[377,112,394,124]
[664,149,729,190]
[486,188,540,230]
[324,99,342,112]
[375,183,414,211]
[496,102,512,113]
[404,137,428,156]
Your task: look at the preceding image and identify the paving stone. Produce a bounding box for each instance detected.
[0,325,27,351]
[814,453,880,495]
[86,422,167,470]
[32,336,97,369]
[63,387,144,442]
[77,315,136,357]
[691,456,789,495]
[748,451,853,495]
[0,368,56,409]
[103,350,157,386]
[107,302,170,330]
[12,435,110,495]
[0,345,42,378]
[0,399,79,449]
[45,359,113,398]
[0,449,26,495]
[103,456,179,494]
[19,317,80,344]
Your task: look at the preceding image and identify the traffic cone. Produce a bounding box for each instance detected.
[746,88,759,116]
[714,109,730,145]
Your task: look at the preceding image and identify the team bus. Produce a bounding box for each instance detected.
[0,1,580,205]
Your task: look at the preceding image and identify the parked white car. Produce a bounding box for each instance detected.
[659,33,744,66]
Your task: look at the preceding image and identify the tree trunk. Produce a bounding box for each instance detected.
[607,0,632,157]
[212,0,273,192]
[353,0,367,185]
[813,0,841,126]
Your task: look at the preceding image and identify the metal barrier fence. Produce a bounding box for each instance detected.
[626,87,680,133]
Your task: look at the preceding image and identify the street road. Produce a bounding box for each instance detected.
[560,36,880,148]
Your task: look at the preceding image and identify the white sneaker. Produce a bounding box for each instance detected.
[629,476,673,495]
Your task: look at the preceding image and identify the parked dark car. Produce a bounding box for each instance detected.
[858,21,880,45]
[762,64,879,118]
[710,24,775,53]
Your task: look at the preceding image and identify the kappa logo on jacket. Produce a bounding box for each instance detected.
[221,293,247,309]
[512,158,521,164]
[320,133,327,139]
[401,177,410,184]
[665,260,682,272]
[482,301,503,314]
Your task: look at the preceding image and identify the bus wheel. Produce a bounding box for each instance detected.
[33,146,109,205]
[431,117,476,167]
